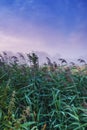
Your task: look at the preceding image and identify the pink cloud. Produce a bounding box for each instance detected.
[0,9,86,59]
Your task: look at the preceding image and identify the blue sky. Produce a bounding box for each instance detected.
[0,0,87,58]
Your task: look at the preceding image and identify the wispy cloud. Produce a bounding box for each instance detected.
[0,0,87,58]
[0,23,86,59]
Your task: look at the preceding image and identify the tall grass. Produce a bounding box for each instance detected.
[0,52,87,130]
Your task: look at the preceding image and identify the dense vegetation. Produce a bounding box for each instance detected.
[0,52,87,130]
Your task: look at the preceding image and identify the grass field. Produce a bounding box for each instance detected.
[0,52,87,130]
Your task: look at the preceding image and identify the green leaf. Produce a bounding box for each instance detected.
[0,109,2,120]
[21,122,36,128]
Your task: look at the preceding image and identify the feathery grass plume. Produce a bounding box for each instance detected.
[0,54,4,61]
[46,57,52,66]
[53,61,57,68]
[70,62,76,66]
[2,51,8,64]
[46,57,54,71]
[17,52,27,65]
[11,56,19,65]
[18,106,30,123]
[0,54,5,66]
[78,58,86,64]
[58,58,67,65]
[27,52,39,69]
[17,52,25,60]
[18,52,28,67]
[69,62,76,72]
[8,91,16,116]
[3,51,7,56]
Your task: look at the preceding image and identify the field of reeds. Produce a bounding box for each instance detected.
[0,52,87,130]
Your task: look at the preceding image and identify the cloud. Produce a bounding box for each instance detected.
[0,1,87,59]
[0,20,87,59]
[0,30,49,54]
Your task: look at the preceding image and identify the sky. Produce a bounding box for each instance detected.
[0,0,87,59]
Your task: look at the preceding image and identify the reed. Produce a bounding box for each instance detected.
[0,52,87,129]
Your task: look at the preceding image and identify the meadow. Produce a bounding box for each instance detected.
[0,52,87,130]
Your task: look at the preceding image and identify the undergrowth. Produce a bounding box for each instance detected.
[0,52,87,130]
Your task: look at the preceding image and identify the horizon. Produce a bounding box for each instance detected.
[0,0,87,59]
[0,50,87,66]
